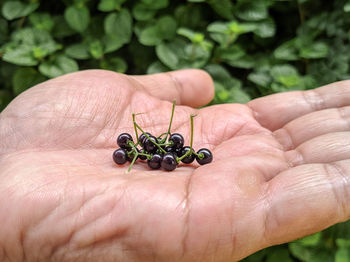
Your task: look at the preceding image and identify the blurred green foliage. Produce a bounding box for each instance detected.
[1,0,350,260]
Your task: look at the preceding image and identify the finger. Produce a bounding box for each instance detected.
[274,106,350,150]
[285,132,350,166]
[248,80,350,131]
[263,160,350,246]
[131,69,215,107]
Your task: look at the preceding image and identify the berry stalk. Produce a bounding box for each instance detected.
[134,122,167,154]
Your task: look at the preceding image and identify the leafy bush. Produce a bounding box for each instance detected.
[1,0,350,260]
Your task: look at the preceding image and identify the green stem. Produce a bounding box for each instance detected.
[134,122,167,154]
[164,99,176,142]
[177,114,197,162]
[132,113,139,144]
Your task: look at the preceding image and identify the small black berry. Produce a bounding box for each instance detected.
[196,148,213,165]
[179,146,195,164]
[113,148,127,165]
[117,133,133,149]
[143,135,158,153]
[161,153,177,171]
[138,149,147,160]
[169,133,184,149]
[139,132,151,146]
[148,154,162,169]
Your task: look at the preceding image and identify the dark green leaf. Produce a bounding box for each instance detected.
[65,43,90,60]
[132,3,156,21]
[147,61,168,74]
[12,68,45,95]
[98,0,126,12]
[207,0,234,19]
[39,55,79,78]
[89,40,104,59]
[300,42,329,59]
[100,57,127,73]
[64,5,90,33]
[236,1,268,21]
[266,248,293,262]
[29,13,55,32]
[274,39,299,61]
[1,1,39,20]
[104,9,132,44]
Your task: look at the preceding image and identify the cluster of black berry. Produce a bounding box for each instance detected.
[112,100,213,172]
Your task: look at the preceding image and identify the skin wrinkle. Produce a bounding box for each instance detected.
[324,163,350,219]
[337,107,350,130]
[302,89,327,112]
[179,169,195,260]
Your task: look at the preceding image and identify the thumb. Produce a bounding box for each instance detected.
[130,69,215,108]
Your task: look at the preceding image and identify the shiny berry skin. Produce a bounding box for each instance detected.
[139,132,151,146]
[164,146,174,153]
[195,148,213,165]
[143,135,158,153]
[179,146,195,164]
[117,133,133,149]
[113,148,127,165]
[161,153,177,171]
[169,133,184,149]
[147,154,162,169]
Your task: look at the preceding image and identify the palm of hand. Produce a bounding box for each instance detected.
[0,70,349,262]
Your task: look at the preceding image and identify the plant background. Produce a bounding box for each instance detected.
[1,0,350,260]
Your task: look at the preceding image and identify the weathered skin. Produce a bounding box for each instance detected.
[0,69,349,262]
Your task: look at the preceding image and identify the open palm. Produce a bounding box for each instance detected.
[0,70,349,262]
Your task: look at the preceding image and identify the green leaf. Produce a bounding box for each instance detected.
[271,64,300,87]
[89,40,104,59]
[248,72,271,87]
[98,0,126,12]
[274,39,299,61]
[147,61,168,74]
[141,0,168,9]
[100,57,127,73]
[335,248,350,262]
[235,1,268,21]
[299,42,329,59]
[64,5,90,33]
[12,68,45,95]
[102,35,125,53]
[266,248,293,262]
[39,55,79,78]
[139,25,161,46]
[344,1,350,12]
[104,9,132,44]
[253,18,276,38]
[156,38,211,69]
[1,1,39,20]
[207,0,234,19]
[3,28,60,66]
[65,43,90,60]
[132,3,156,21]
[157,16,177,40]
[296,232,322,247]
[29,13,55,32]
[337,238,350,248]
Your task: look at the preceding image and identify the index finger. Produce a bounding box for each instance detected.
[248,80,350,131]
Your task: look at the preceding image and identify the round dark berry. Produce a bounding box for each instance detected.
[195,148,213,165]
[169,133,184,149]
[138,149,147,161]
[139,132,151,146]
[113,148,127,165]
[143,135,158,153]
[161,153,177,171]
[179,146,195,164]
[147,154,162,169]
[164,146,174,153]
[117,133,133,149]
[126,149,139,162]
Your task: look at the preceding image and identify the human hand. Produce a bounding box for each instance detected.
[0,70,349,261]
